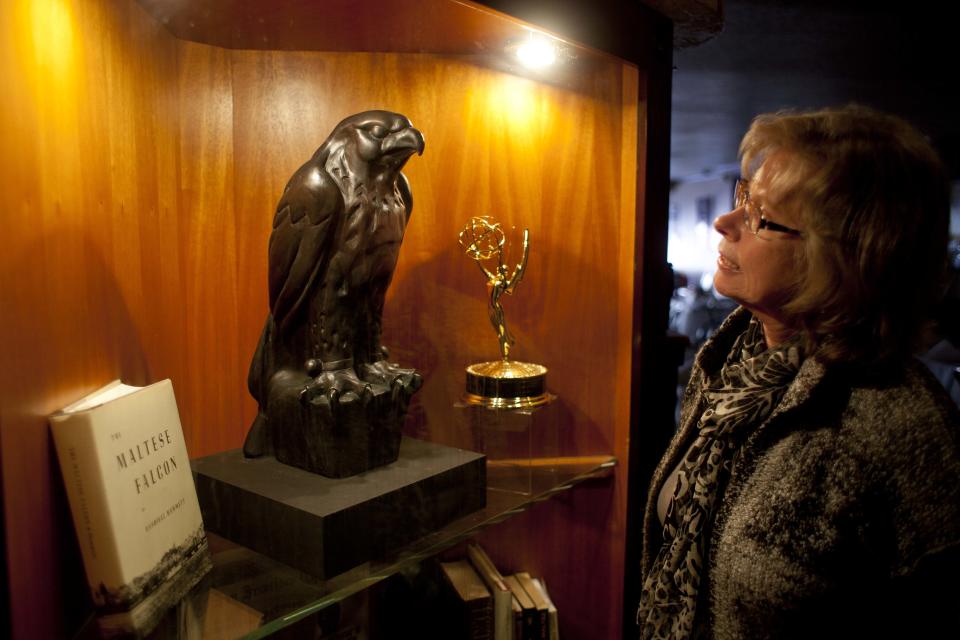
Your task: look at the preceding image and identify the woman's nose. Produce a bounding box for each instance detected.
[713,207,741,238]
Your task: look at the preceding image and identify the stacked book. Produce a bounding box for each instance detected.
[439,542,558,640]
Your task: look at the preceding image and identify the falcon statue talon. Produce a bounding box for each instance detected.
[390,376,408,405]
[299,367,377,407]
[335,390,357,406]
[359,359,420,387]
[304,358,322,376]
[244,110,425,478]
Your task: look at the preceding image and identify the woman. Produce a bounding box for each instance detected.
[638,105,960,639]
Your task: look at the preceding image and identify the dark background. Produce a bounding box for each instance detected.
[671,0,960,180]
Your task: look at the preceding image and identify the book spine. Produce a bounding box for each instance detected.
[468,599,493,640]
[51,411,124,603]
[466,545,511,640]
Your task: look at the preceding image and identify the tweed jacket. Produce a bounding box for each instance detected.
[641,307,960,639]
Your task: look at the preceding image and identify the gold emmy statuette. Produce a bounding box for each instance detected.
[458,216,549,409]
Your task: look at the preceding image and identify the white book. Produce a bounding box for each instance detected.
[50,379,211,638]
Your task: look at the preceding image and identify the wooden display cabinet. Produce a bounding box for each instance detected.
[0,0,688,637]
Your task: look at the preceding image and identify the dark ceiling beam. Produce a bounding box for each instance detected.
[641,0,724,47]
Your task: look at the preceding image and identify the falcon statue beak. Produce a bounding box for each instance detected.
[382,127,425,157]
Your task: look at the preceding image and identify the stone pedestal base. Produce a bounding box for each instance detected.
[191,437,485,579]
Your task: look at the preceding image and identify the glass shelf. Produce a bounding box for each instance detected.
[131,454,617,639]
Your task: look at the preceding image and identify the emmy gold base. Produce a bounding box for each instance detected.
[464,360,549,409]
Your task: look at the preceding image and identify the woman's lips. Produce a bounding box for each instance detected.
[717,253,740,271]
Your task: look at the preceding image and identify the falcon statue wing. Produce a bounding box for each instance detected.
[268,159,344,333]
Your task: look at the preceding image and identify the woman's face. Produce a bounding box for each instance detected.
[713,156,805,327]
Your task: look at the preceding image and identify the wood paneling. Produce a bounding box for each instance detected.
[176,40,244,458]
[1,1,183,637]
[1,1,644,637]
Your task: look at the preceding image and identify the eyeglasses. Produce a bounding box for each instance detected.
[734,179,802,238]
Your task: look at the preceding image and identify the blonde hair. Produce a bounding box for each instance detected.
[739,105,950,370]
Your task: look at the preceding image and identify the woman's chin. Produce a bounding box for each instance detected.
[712,275,739,303]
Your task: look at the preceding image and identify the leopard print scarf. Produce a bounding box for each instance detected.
[638,317,803,639]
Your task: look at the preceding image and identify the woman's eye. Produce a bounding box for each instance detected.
[368,125,387,138]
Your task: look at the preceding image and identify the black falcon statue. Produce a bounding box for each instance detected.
[244,110,425,477]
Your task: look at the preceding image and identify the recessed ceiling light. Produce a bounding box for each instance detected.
[515,37,557,69]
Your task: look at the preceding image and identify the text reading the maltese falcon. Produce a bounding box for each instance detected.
[115,429,178,495]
